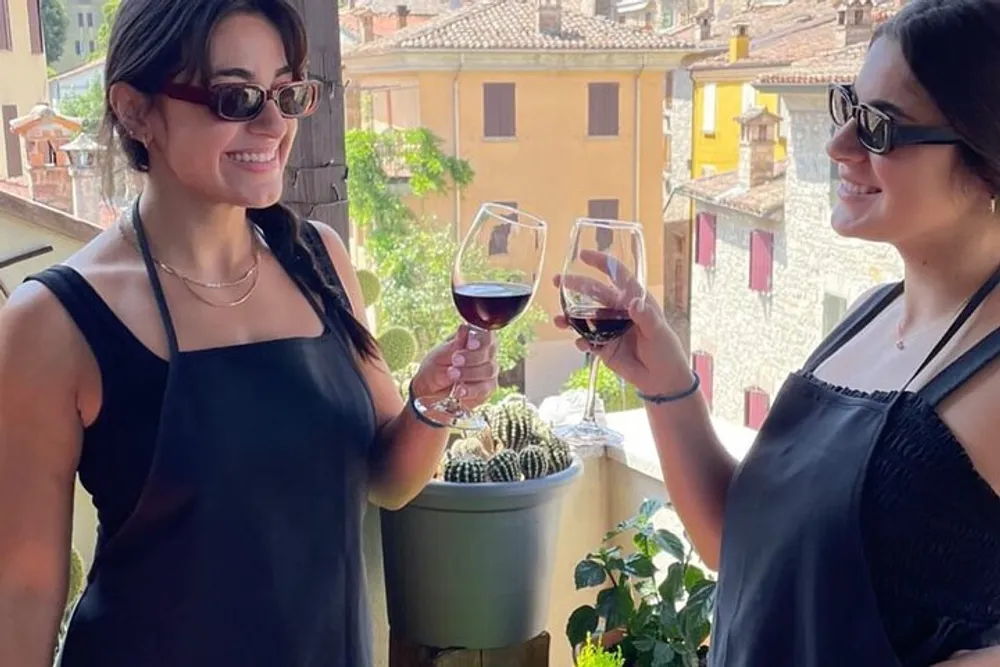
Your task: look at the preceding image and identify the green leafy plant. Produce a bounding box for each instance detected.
[563,358,643,414]
[577,634,626,667]
[567,499,716,667]
[42,0,69,65]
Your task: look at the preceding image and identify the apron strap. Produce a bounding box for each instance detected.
[130,197,180,359]
[903,261,1000,393]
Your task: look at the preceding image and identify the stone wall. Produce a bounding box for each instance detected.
[663,67,695,353]
[688,90,903,426]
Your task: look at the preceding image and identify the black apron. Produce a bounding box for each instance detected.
[709,265,1000,667]
[58,207,377,666]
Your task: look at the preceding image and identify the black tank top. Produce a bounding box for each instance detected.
[30,219,378,666]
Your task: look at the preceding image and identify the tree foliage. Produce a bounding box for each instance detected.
[59,79,104,135]
[345,127,543,375]
[93,0,119,58]
[41,0,69,65]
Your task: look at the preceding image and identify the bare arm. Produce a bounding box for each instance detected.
[0,282,85,667]
[313,224,451,510]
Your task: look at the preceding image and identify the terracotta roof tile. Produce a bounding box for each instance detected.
[679,161,786,218]
[755,39,867,84]
[346,0,698,54]
[345,0,455,15]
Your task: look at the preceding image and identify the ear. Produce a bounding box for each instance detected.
[108,82,153,142]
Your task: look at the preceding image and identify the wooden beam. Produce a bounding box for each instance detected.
[285,0,350,243]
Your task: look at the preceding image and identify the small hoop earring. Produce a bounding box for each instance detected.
[992,197,997,215]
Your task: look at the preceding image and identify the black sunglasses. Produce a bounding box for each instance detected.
[828,84,961,155]
[161,80,321,121]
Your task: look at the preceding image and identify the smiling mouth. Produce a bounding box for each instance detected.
[839,181,882,196]
[225,150,278,164]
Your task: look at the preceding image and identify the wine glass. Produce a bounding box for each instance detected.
[555,217,647,447]
[412,202,547,431]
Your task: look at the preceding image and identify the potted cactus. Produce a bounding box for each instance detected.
[380,394,584,650]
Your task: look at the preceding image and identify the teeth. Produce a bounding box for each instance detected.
[227,151,276,163]
[842,181,880,195]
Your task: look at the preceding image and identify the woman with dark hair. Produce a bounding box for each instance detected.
[556,1,1000,665]
[0,1,498,666]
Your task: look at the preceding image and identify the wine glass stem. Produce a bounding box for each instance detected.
[582,351,600,426]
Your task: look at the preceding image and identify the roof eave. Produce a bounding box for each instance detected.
[753,81,834,94]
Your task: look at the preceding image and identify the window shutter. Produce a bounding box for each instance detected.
[483,83,515,138]
[822,292,848,337]
[27,0,42,53]
[692,351,713,408]
[749,229,773,292]
[744,387,770,430]
[0,0,11,50]
[2,104,22,178]
[701,83,717,134]
[695,212,716,267]
[488,200,517,255]
[588,82,619,137]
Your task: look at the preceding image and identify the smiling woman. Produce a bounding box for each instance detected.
[0,2,500,667]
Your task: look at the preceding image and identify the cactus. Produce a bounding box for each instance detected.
[486,448,521,483]
[377,326,417,372]
[489,400,535,451]
[519,444,550,479]
[67,547,85,606]
[546,439,572,473]
[357,268,381,306]
[451,437,488,460]
[443,457,487,483]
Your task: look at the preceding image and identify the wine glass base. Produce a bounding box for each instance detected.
[554,421,624,448]
[412,394,488,432]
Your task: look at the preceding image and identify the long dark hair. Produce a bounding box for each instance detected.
[875,0,1000,197]
[100,0,377,360]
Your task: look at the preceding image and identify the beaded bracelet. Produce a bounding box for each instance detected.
[407,385,448,429]
[635,372,701,404]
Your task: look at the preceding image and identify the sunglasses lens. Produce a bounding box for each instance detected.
[829,88,852,126]
[216,86,265,120]
[277,82,318,117]
[857,107,889,153]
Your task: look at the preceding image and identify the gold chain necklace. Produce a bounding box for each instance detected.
[118,216,262,308]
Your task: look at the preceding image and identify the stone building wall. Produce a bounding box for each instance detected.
[688,89,903,426]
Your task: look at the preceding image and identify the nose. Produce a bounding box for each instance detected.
[826,119,867,166]
[247,99,286,137]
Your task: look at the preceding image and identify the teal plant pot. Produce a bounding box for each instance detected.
[380,454,584,650]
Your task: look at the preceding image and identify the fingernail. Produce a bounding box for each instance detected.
[452,353,466,366]
[457,385,468,397]
[447,367,461,380]
[467,337,481,350]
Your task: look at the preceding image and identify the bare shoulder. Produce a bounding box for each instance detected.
[305,220,365,319]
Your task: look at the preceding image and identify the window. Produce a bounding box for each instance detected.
[741,83,755,112]
[45,141,57,165]
[701,83,717,134]
[595,0,612,18]
[749,229,773,293]
[488,201,517,255]
[822,292,848,336]
[694,212,716,267]
[27,0,42,53]
[0,0,11,50]
[2,104,22,178]
[86,11,93,27]
[483,83,515,138]
[588,82,619,137]
[75,40,81,55]
[77,11,83,26]
[588,199,619,250]
[692,351,714,408]
[744,387,770,430]
[88,40,94,52]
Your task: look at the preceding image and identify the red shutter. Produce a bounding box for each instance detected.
[588,82,620,137]
[692,351,713,408]
[2,104,22,178]
[744,387,770,430]
[26,0,42,54]
[483,83,515,138]
[0,0,11,50]
[695,212,716,267]
[749,229,773,292]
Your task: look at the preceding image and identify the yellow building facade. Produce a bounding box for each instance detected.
[0,0,49,179]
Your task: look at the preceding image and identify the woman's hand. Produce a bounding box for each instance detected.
[409,325,498,409]
[553,249,693,396]
[933,647,1000,666]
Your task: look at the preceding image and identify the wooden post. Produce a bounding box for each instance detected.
[389,631,551,667]
[285,0,350,241]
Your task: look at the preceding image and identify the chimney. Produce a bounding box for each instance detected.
[360,11,375,42]
[835,0,874,46]
[538,0,563,35]
[735,107,780,190]
[695,12,712,43]
[395,4,410,28]
[62,134,104,225]
[449,0,461,9]
[728,22,749,62]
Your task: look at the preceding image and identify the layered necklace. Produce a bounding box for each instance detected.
[118,210,262,308]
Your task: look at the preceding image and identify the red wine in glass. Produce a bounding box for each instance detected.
[412,203,547,431]
[453,282,533,330]
[555,217,646,447]
[563,305,633,345]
